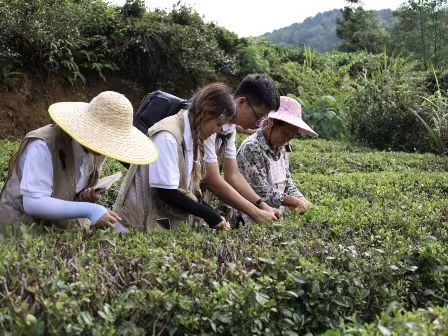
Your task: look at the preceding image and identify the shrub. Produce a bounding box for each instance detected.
[1,139,448,335]
[323,306,448,335]
[346,56,432,152]
[292,94,347,139]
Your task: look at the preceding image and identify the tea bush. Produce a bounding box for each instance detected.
[324,305,448,335]
[0,138,447,335]
[0,140,18,189]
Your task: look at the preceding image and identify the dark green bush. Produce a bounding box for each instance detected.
[1,139,448,335]
[323,306,448,335]
[0,0,239,93]
[346,59,432,152]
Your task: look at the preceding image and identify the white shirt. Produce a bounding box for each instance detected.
[19,139,96,198]
[203,123,237,163]
[148,109,193,189]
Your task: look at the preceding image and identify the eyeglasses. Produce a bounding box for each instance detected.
[247,100,265,126]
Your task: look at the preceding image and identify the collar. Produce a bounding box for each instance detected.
[183,109,194,151]
[257,128,282,158]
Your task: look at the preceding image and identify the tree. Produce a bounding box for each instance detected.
[336,0,389,53]
[392,0,448,68]
[121,0,146,18]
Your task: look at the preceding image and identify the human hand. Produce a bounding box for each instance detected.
[78,187,100,202]
[95,210,122,228]
[295,197,312,214]
[260,202,283,219]
[252,208,277,223]
[216,216,231,231]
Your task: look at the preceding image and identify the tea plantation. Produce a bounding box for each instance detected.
[0,139,447,335]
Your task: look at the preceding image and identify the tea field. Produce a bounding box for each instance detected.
[0,139,447,335]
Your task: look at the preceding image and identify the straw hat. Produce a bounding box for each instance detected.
[48,91,158,164]
[268,96,318,137]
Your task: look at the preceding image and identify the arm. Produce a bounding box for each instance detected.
[224,157,278,206]
[203,129,277,223]
[203,162,276,222]
[19,140,118,227]
[236,125,256,135]
[155,188,223,228]
[225,129,282,218]
[22,195,117,226]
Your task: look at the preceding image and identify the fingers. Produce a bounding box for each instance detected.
[86,188,100,201]
[266,211,277,221]
[275,209,283,219]
[78,190,87,201]
[108,210,122,221]
[79,188,100,202]
[216,221,230,231]
[255,210,276,223]
[103,216,115,228]
[90,188,100,201]
[96,212,118,229]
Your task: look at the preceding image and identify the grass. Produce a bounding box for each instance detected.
[0,138,447,335]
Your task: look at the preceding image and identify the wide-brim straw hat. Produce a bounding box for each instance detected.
[48,91,158,164]
[268,96,318,137]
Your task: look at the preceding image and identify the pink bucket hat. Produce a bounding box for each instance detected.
[268,96,318,137]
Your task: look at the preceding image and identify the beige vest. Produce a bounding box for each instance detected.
[114,111,199,230]
[0,124,103,231]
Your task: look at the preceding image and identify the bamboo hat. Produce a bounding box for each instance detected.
[48,91,158,164]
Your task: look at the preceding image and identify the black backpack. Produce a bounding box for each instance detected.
[121,91,190,168]
[133,90,189,135]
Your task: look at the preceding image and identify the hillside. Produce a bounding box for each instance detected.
[262,9,395,51]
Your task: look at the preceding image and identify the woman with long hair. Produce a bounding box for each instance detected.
[114,83,236,231]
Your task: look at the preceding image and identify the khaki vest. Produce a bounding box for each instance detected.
[114,111,199,230]
[0,124,104,231]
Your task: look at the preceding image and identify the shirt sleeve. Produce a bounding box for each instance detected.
[236,141,284,208]
[224,128,237,159]
[148,131,180,189]
[155,188,222,228]
[19,139,54,198]
[23,195,108,225]
[283,153,304,198]
[203,133,218,163]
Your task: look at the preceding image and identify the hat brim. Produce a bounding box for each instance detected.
[269,113,318,137]
[49,102,158,165]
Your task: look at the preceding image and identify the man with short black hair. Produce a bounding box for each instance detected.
[203,74,283,223]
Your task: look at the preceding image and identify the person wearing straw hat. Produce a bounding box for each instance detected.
[232,96,318,225]
[0,91,157,231]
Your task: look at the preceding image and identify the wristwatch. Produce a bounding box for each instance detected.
[254,198,263,208]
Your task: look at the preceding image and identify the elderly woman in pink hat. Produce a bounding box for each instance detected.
[234,96,318,225]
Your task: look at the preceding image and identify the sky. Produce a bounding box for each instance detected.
[109,0,406,37]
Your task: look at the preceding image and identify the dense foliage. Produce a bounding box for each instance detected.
[1,139,447,335]
[1,1,448,335]
[336,4,389,54]
[0,0,245,96]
